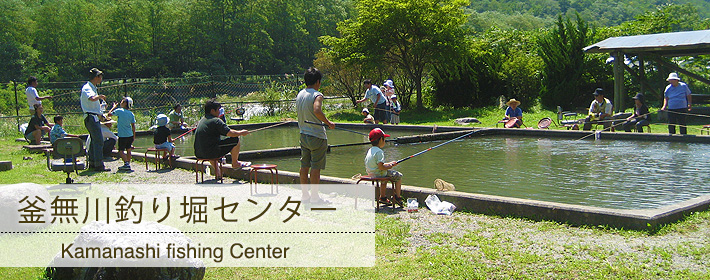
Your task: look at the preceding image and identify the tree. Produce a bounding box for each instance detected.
[538,14,597,108]
[323,0,469,109]
[313,50,365,106]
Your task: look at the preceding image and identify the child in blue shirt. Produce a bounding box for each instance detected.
[365,128,404,207]
[154,114,177,162]
[108,97,136,170]
[50,115,79,144]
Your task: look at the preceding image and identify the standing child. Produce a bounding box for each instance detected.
[365,128,404,207]
[390,95,401,125]
[154,114,177,163]
[50,115,79,144]
[108,97,136,170]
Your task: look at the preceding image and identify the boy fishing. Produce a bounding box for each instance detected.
[154,114,178,164]
[365,128,404,207]
[50,115,79,144]
[108,97,136,171]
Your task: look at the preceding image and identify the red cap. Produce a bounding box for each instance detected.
[368,128,390,141]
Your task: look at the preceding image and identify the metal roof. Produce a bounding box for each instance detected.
[584,29,710,56]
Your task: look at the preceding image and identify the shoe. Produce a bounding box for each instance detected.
[118,165,131,171]
[310,198,331,205]
[92,166,111,172]
[392,195,404,208]
[378,197,392,206]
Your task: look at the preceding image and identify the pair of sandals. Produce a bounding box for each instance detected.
[379,195,404,207]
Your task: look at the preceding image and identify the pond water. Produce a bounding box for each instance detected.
[131,126,418,157]
[259,135,710,210]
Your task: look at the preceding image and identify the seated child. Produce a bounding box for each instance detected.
[50,115,79,144]
[365,128,404,207]
[362,108,375,124]
[154,114,177,162]
[108,97,136,170]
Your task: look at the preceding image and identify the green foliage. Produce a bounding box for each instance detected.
[432,29,541,109]
[538,14,606,109]
[324,0,469,109]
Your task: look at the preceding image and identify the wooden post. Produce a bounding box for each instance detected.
[613,51,625,112]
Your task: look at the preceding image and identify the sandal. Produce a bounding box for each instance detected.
[378,196,392,206]
[392,195,404,208]
[310,198,331,205]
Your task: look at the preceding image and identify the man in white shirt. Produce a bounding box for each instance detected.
[25,76,52,115]
[80,68,110,172]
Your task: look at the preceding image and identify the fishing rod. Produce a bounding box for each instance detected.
[249,121,291,133]
[173,127,197,140]
[396,129,484,164]
[304,120,370,137]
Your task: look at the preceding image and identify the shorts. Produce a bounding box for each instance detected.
[216,137,240,158]
[374,102,387,122]
[118,137,134,151]
[154,141,175,151]
[374,170,403,181]
[300,133,327,170]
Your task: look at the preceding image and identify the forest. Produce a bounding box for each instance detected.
[1,0,709,111]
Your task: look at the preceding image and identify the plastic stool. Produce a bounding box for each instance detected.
[249,164,279,195]
[195,158,223,183]
[145,147,171,170]
[356,175,396,212]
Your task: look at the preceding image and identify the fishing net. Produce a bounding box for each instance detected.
[434,178,455,191]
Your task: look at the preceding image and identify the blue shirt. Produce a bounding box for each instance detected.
[112,108,136,137]
[505,107,523,118]
[365,86,386,105]
[50,124,66,144]
[664,82,691,110]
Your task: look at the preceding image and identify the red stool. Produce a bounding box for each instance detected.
[195,158,223,183]
[145,147,171,170]
[356,175,396,212]
[249,164,279,195]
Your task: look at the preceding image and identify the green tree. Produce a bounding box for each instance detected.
[323,0,469,109]
[0,0,36,82]
[538,14,596,108]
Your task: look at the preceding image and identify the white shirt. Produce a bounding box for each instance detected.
[80,81,102,115]
[365,146,386,177]
[25,87,40,110]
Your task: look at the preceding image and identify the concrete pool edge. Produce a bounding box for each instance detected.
[123,123,710,231]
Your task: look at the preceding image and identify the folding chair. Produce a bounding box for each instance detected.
[556,106,579,129]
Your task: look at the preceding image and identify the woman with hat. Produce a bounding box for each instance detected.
[503,99,523,128]
[661,72,692,134]
[623,93,650,133]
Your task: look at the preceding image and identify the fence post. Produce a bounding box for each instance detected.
[13,80,20,131]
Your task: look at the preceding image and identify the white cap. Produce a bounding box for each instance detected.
[156,114,168,126]
[124,97,133,109]
[362,108,370,113]
[383,80,394,88]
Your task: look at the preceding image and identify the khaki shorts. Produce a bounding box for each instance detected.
[374,170,403,181]
[300,133,327,170]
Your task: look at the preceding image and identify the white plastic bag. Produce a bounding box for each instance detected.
[425,194,456,215]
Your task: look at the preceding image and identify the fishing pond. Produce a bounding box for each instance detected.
[133,126,710,210]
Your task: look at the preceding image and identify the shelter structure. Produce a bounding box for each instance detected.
[584,29,710,112]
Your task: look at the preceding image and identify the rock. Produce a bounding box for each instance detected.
[454,117,481,125]
[0,161,11,171]
[0,183,51,232]
[46,222,205,280]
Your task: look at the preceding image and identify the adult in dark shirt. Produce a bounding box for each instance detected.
[623,93,651,133]
[25,104,52,145]
[193,101,250,180]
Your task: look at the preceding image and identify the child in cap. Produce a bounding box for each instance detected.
[154,114,177,162]
[365,128,404,207]
[108,97,136,170]
[390,95,400,125]
[50,115,79,144]
[362,108,375,124]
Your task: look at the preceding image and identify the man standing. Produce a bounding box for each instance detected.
[25,76,52,115]
[193,100,251,181]
[296,67,335,204]
[661,73,692,134]
[80,68,110,172]
[356,79,388,124]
